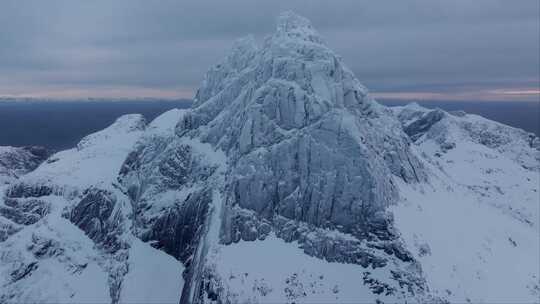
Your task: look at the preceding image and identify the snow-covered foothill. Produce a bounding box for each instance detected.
[390,103,540,303]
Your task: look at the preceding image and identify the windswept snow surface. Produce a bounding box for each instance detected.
[212,234,404,303]
[394,179,540,303]
[146,108,186,136]
[391,103,540,303]
[24,114,146,189]
[120,238,185,304]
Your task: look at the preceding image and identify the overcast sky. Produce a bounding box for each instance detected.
[1,0,539,101]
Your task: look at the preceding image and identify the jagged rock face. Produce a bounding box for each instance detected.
[402,109,446,141]
[0,146,50,185]
[179,12,425,243]
[0,115,155,303]
[65,188,130,302]
[67,188,125,253]
[1,198,49,226]
[119,138,213,263]
[118,110,219,264]
[0,184,55,242]
[5,183,57,199]
[159,12,435,304]
[104,13,432,303]
[142,190,210,263]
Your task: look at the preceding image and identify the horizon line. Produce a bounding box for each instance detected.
[0,88,538,103]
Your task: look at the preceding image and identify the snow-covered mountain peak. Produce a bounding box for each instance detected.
[1,12,538,304]
[275,11,323,44]
[168,13,438,302]
[227,35,259,68]
[181,12,425,223]
[192,36,258,108]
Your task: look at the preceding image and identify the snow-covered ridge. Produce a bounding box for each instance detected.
[0,111,186,303]
[22,114,146,190]
[393,102,540,170]
[391,102,539,302]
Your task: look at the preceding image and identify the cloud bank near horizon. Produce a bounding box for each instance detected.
[1,0,538,101]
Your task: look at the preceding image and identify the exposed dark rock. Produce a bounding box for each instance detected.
[0,146,51,183]
[22,146,51,161]
[440,142,456,152]
[223,207,417,270]
[27,234,64,258]
[0,198,49,225]
[404,109,445,141]
[363,271,396,296]
[142,189,211,263]
[0,222,21,242]
[67,188,124,252]
[10,261,38,282]
[5,183,56,198]
[158,145,193,188]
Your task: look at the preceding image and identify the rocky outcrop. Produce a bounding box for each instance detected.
[67,188,124,253]
[402,109,446,141]
[0,115,148,304]
[0,146,50,185]
[0,198,49,226]
[118,117,218,265]
[393,103,540,170]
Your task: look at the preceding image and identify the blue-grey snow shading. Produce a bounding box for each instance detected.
[1,12,539,304]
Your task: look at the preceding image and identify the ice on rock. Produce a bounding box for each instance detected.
[170,11,433,303]
[182,12,425,242]
[1,11,538,304]
[276,11,324,44]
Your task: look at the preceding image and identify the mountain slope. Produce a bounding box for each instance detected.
[0,113,185,303]
[390,103,540,302]
[1,12,538,304]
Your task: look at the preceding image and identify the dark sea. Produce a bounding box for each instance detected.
[0,100,191,150]
[0,99,538,151]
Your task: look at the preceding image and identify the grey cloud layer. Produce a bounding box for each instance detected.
[1,0,538,98]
